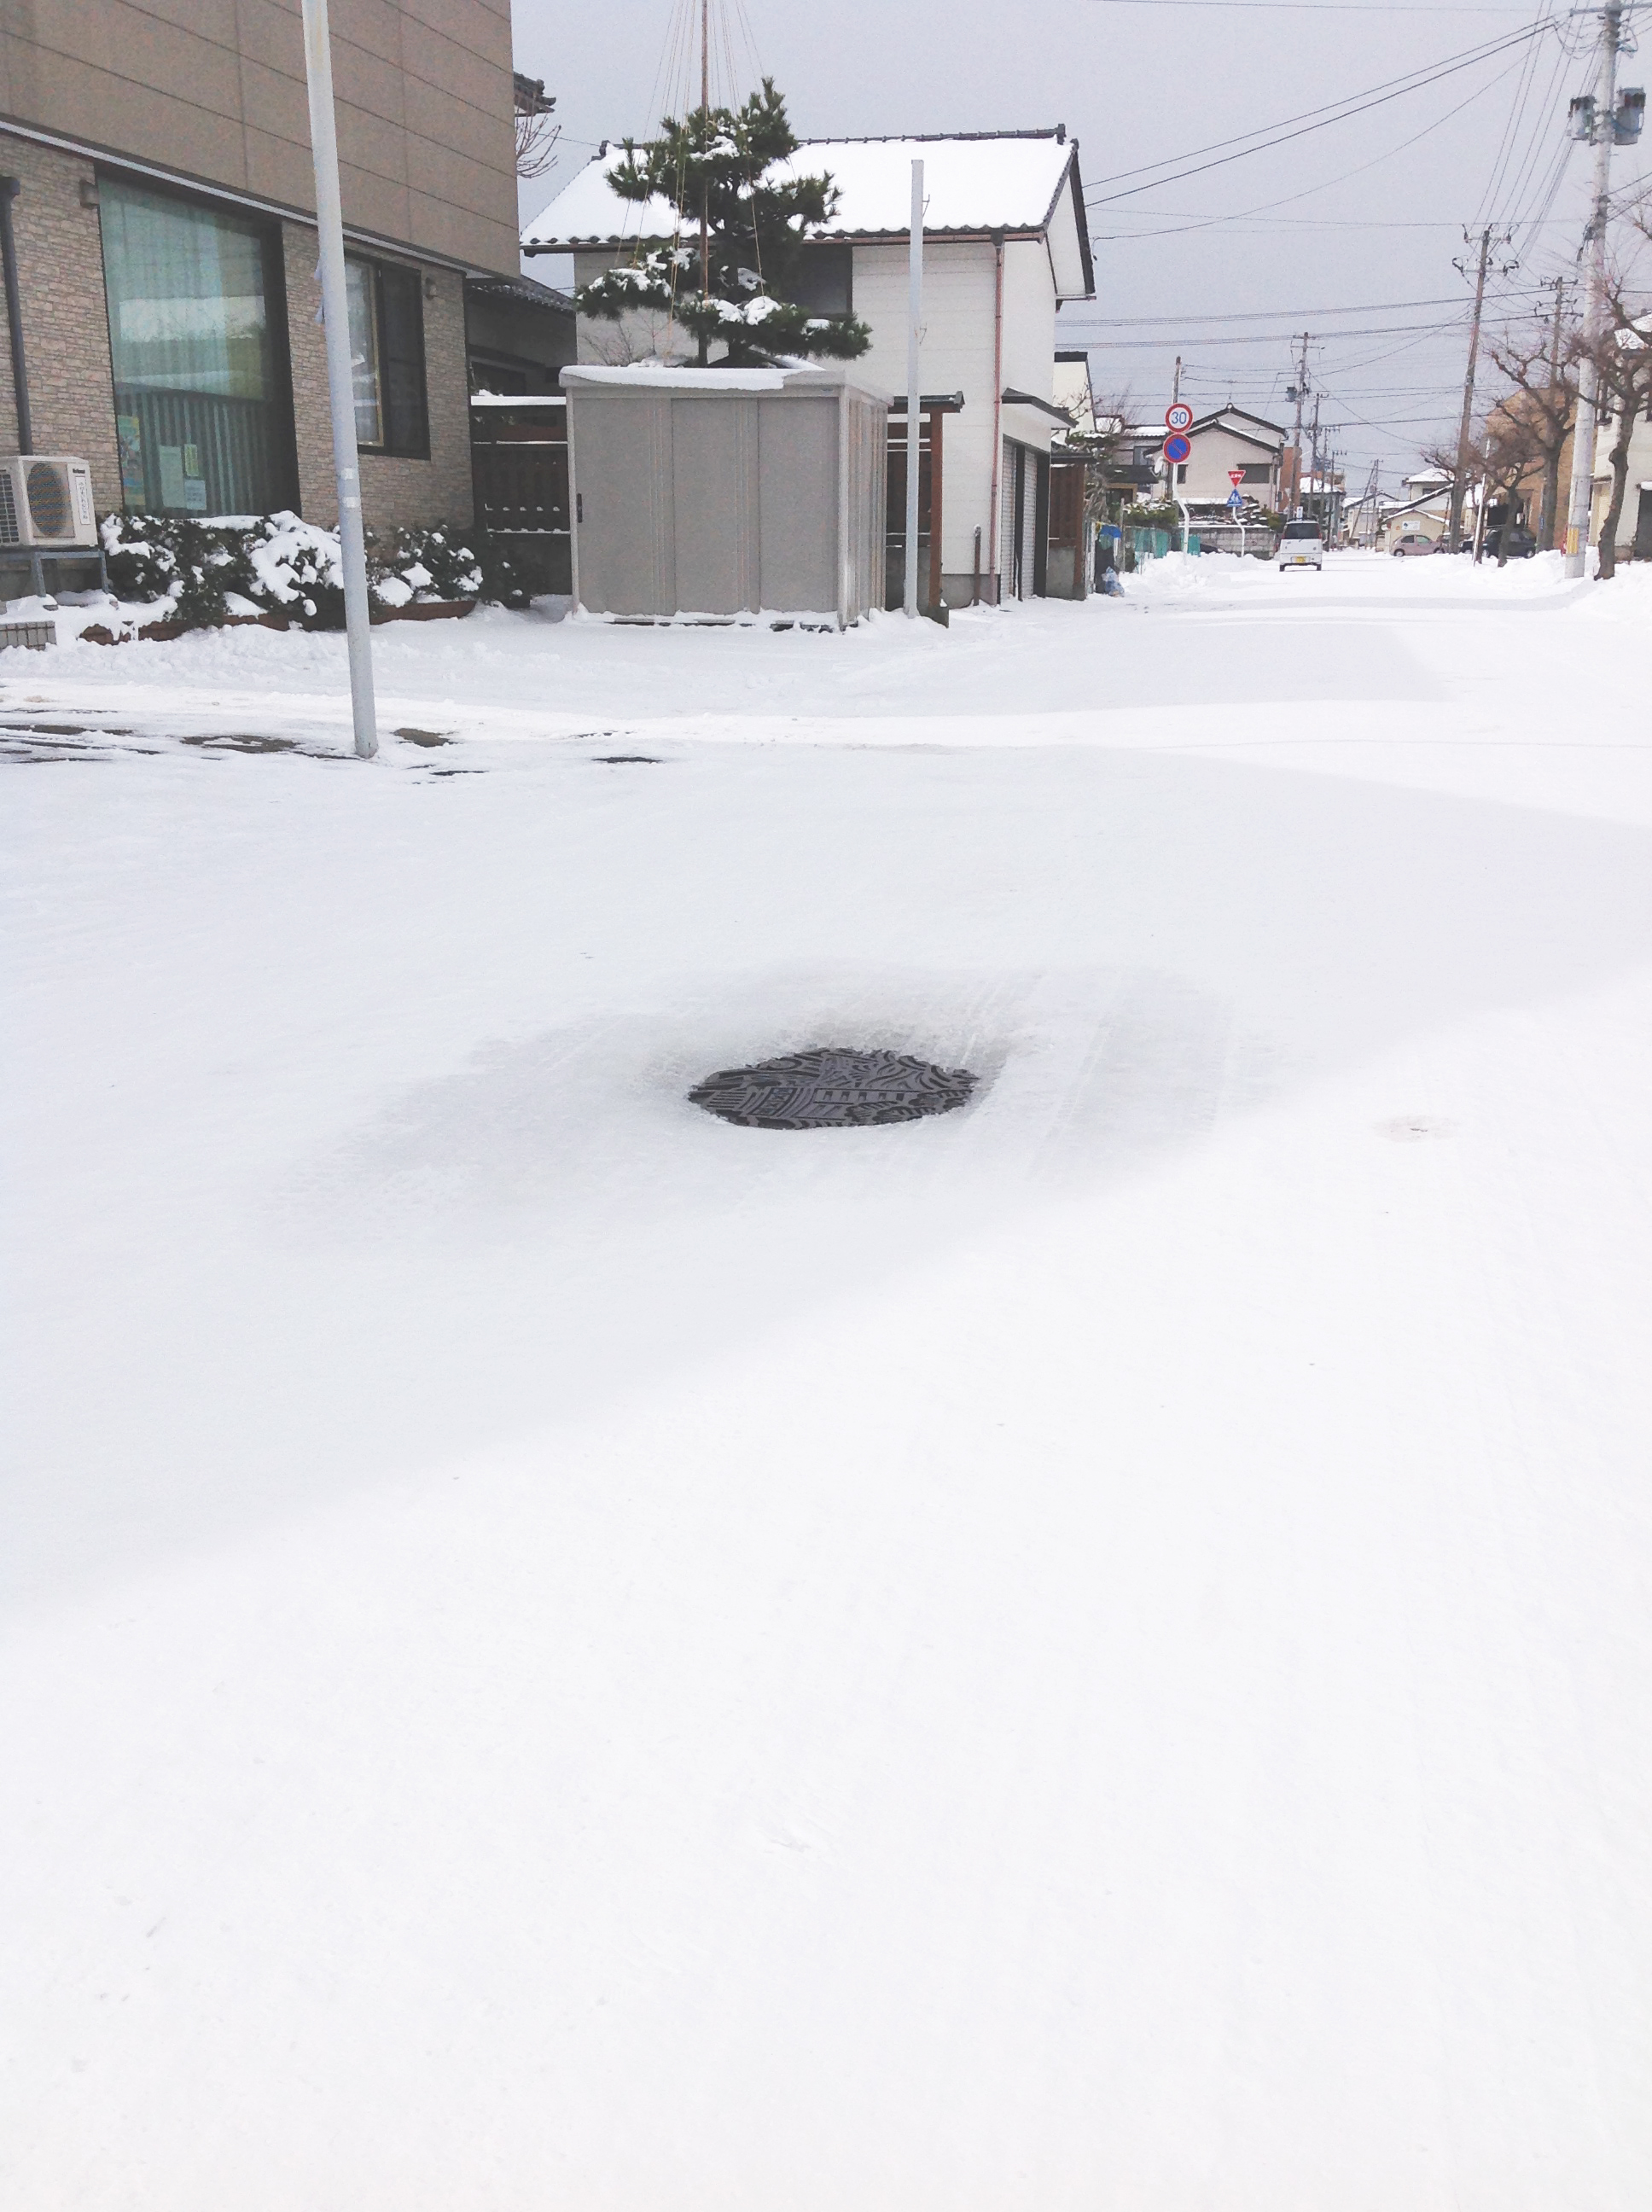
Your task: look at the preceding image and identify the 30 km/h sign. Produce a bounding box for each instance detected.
[1165,403,1194,433]
[1163,433,1192,465]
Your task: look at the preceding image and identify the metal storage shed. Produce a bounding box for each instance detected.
[563,363,889,625]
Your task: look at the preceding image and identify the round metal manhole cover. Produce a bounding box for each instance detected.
[689,1047,977,1130]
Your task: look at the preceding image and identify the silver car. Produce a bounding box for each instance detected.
[1390,532,1440,557]
[1278,521,1323,571]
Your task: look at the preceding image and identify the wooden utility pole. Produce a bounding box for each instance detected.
[1448,224,1495,555]
[1539,274,1569,549]
[1288,331,1310,516]
[699,0,710,304]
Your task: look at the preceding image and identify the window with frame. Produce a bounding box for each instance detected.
[345,258,429,457]
[98,173,297,515]
[785,244,852,317]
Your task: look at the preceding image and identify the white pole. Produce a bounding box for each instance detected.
[904,159,923,619]
[300,0,378,758]
[1563,0,1622,580]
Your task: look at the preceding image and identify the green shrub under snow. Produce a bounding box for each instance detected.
[366,524,483,608]
[98,513,483,630]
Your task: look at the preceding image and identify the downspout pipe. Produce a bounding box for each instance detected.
[985,230,1004,602]
[0,178,33,453]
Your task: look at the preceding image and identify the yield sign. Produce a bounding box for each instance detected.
[1229,469,1246,486]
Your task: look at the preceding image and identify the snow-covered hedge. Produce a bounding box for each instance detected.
[99,513,482,631]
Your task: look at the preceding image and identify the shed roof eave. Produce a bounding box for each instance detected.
[529,224,1064,253]
[1002,387,1075,423]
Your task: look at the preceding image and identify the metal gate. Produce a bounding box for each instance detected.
[469,397,573,592]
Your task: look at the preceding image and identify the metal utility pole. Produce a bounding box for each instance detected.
[300,0,376,759]
[1563,0,1626,577]
[1448,224,1496,556]
[903,160,924,618]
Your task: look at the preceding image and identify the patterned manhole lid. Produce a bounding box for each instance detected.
[689,1047,976,1130]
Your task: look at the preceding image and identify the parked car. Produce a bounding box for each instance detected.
[1278,521,1323,571]
[1390,532,1440,556]
[1485,525,1536,561]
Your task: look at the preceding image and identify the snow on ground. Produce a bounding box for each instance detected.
[3,551,1651,2208]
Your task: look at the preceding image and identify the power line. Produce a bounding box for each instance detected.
[1079,317,1473,346]
[1083,21,1553,204]
[1091,1,1545,11]
[1098,49,1539,237]
[1062,288,1541,325]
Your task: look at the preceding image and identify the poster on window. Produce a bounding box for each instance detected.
[117,415,145,506]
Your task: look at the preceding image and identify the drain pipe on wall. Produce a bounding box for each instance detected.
[0,177,49,600]
[985,231,1005,605]
[903,159,924,619]
[0,179,33,455]
[300,0,378,760]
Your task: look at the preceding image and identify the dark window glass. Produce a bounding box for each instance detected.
[345,257,429,458]
[786,244,852,317]
[99,174,296,515]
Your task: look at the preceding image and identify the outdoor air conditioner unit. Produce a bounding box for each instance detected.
[0,456,98,550]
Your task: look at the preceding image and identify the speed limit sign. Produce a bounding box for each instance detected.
[1165,402,1194,433]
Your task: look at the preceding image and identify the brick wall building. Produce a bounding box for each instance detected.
[0,0,519,552]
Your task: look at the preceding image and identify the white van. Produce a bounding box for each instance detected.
[1277,521,1324,571]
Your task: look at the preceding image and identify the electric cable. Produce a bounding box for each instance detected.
[1087,47,1539,237]
[1083,20,1554,204]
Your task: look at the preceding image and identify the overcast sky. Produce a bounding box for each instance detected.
[510,0,1648,492]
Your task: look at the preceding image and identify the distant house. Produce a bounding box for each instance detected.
[466,273,576,398]
[1373,467,1453,550]
[1170,406,1288,516]
[523,127,1096,606]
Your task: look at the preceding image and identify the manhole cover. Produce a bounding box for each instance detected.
[689,1047,976,1130]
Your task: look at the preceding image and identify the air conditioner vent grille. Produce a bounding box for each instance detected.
[26,461,70,538]
[0,474,16,545]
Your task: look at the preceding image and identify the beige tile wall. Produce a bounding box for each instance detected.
[0,134,121,509]
[1,0,517,274]
[0,125,475,535]
[281,224,474,533]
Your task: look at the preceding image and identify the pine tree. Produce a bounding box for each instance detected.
[576,81,871,368]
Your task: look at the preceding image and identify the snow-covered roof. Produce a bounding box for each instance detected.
[525,130,1091,293]
[1190,406,1288,443]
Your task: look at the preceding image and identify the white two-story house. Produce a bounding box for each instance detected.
[522,127,1096,607]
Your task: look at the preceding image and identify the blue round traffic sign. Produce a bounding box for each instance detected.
[1163,433,1192,464]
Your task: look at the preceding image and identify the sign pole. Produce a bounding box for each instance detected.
[1162,408,1194,554]
[300,0,377,759]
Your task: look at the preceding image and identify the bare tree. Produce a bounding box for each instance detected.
[1055,393,1140,531]
[1583,278,1652,579]
[1486,324,1577,552]
[1424,409,1546,562]
[514,74,561,183]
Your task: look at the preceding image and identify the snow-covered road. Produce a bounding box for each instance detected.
[4,553,1650,2208]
